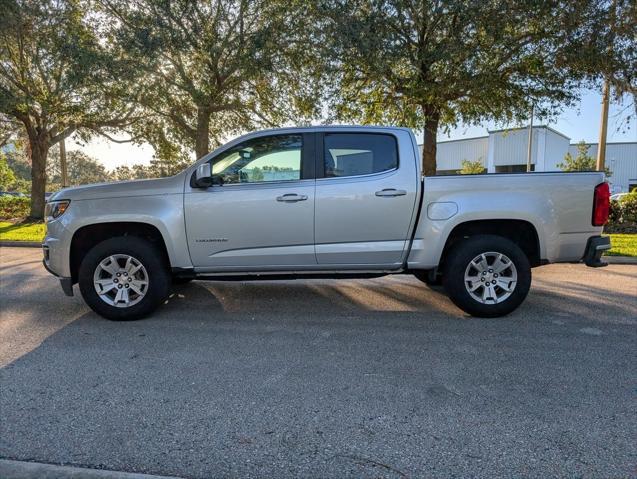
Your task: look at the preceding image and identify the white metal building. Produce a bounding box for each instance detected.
[426,126,637,193]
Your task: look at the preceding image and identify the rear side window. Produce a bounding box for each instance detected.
[323,133,398,178]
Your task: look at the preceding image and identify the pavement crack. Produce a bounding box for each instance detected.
[335,453,409,478]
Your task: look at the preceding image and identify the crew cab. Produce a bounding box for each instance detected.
[43,126,611,320]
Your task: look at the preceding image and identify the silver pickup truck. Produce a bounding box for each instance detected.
[43,126,611,320]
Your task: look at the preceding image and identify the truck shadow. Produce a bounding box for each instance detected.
[529,277,637,324]
[3,266,635,370]
[162,277,464,318]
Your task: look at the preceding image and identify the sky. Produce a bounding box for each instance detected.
[438,89,636,145]
[74,88,636,171]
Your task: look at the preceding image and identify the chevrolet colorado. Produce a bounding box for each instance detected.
[43,126,611,320]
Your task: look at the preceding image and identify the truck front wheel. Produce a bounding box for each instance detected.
[78,236,171,320]
[443,235,531,317]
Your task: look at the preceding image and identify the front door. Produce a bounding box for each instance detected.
[185,133,316,270]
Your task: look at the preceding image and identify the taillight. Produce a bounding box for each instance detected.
[592,182,610,226]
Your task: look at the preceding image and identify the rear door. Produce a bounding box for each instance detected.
[314,130,419,266]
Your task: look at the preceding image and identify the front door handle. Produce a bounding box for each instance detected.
[375,188,407,197]
[276,193,308,202]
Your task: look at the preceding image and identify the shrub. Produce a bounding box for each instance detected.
[606,191,637,233]
[0,196,30,220]
[620,191,637,224]
[609,197,622,224]
[460,159,486,175]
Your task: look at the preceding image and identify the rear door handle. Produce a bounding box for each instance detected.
[375,188,407,197]
[276,193,308,202]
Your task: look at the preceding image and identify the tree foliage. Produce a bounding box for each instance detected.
[607,1,637,125]
[112,165,144,181]
[102,0,320,163]
[1,0,631,204]
[0,0,139,218]
[4,139,177,191]
[317,0,611,175]
[1,142,31,192]
[0,114,21,148]
[0,152,17,189]
[47,150,112,187]
[565,0,636,126]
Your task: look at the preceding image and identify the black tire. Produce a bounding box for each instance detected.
[78,236,170,321]
[442,235,531,318]
[172,277,194,285]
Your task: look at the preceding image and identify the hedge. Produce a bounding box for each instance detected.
[607,191,637,233]
[0,196,30,220]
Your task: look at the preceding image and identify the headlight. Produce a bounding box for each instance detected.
[45,200,70,221]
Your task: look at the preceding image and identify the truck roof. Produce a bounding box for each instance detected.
[241,125,414,135]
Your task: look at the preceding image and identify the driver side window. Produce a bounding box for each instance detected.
[211,134,302,184]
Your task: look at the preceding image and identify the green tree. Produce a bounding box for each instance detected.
[111,165,133,181]
[132,164,153,180]
[0,0,139,218]
[112,163,157,180]
[564,0,636,126]
[2,139,31,192]
[558,141,612,176]
[4,145,31,182]
[0,114,21,148]
[147,157,190,178]
[0,152,17,189]
[460,159,485,175]
[317,0,608,176]
[47,150,111,187]
[102,0,319,162]
[607,1,636,124]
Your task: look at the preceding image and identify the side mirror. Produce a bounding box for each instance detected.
[191,163,213,188]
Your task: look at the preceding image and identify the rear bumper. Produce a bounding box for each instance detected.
[582,236,611,268]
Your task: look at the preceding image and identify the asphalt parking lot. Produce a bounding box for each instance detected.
[1,246,636,478]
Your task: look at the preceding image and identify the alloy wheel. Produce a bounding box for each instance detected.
[93,254,149,308]
[463,251,517,305]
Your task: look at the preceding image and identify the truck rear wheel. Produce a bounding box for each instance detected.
[78,236,170,320]
[443,235,531,317]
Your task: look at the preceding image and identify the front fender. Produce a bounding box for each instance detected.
[58,194,192,274]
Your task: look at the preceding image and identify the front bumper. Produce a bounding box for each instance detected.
[42,251,74,297]
[41,217,74,294]
[582,236,611,268]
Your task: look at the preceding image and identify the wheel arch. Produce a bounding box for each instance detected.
[439,219,542,270]
[70,221,171,283]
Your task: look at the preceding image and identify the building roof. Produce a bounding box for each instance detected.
[424,125,636,147]
[487,125,571,140]
[433,135,489,145]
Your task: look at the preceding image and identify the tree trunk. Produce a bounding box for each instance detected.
[29,138,49,220]
[421,107,439,177]
[59,138,69,187]
[195,107,210,159]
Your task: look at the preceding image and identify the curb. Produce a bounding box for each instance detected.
[0,459,183,479]
[604,255,637,265]
[0,241,41,248]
